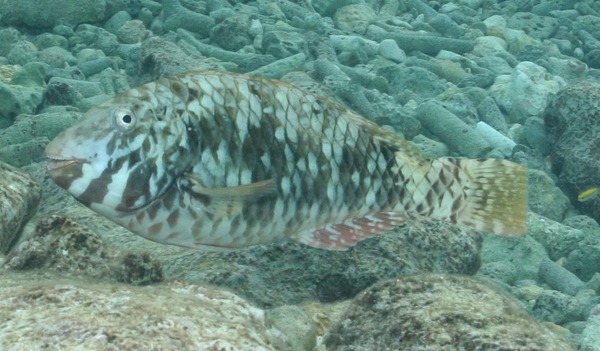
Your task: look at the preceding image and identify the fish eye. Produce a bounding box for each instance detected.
[113,108,137,131]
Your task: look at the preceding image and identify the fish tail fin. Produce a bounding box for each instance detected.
[398,156,528,236]
[453,158,528,236]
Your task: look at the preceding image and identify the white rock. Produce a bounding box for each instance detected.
[580,314,600,351]
[329,35,379,56]
[472,36,508,57]
[489,61,566,121]
[483,15,507,36]
[378,39,406,62]
[475,121,516,157]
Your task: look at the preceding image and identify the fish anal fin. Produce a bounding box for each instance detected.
[182,174,276,216]
[292,211,408,250]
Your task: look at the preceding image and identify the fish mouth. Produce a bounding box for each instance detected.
[46,156,86,181]
[46,157,83,171]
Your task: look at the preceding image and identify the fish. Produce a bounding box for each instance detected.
[578,187,598,202]
[45,71,528,251]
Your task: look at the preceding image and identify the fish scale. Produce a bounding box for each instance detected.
[45,71,528,251]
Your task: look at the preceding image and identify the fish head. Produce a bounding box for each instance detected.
[45,89,193,217]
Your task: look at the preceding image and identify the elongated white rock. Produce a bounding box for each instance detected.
[475,121,516,156]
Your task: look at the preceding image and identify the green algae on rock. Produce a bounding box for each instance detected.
[324,274,574,351]
[0,272,292,351]
[0,161,41,254]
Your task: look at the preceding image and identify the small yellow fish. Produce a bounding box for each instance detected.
[578,188,598,202]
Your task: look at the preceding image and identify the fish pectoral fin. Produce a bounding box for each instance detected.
[291,211,408,250]
[183,174,277,215]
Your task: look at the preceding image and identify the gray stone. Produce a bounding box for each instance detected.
[527,212,583,261]
[479,261,518,285]
[0,162,41,254]
[34,33,69,50]
[532,290,583,324]
[382,66,446,100]
[333,4,377,35]
[209,15,252,52]
[480,232,548,281]
[324,275,574,350]
[0,81,44,129]
[161,0,214,37]
[428,14,462,38]
[580,315,600,351]
[527,169,570,222]
[248,53,306,79]
[524,117,552,155]
[44,77,105,108]
[70,24,121,57]
[116,20,149,44]
[367,25,475,55]
[378,38,405,63]
[507,12,560,40]
[0,271,291,350]
[539,259,586,296]
[37,46,77,68]
[104,10,132,34]
[477,96,509,134]
[416,100,492,158]
[262,31,306,59]
[267,305,318,351]
[544,81,600,224]
[0,111,80,150]
[0,0,106,28]
[0,138,48,167]
[177,29,275,72]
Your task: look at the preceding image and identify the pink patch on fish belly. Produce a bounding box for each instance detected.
[293,211,409,250]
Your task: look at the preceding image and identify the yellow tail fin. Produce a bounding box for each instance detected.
[454,158,528,236]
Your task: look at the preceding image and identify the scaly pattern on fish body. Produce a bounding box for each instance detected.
[46,71,528,250]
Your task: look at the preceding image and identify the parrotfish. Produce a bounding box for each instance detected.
[45,71,528,251]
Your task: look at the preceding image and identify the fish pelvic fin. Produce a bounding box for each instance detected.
[397,156,528,237]
[291,212,409,250]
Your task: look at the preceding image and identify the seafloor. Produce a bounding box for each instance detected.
[1,0,600,350]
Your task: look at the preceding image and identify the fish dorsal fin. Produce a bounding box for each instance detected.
[181,174,276,216]
[291,211,408,250]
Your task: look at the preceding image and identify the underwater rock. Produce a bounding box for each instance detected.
[507,12,560,40]
[59,196,483,309]
[323,274,574,351]
[112,252,163,286]
[0,272,292,351]
[581,314,600,351]
[416,100,492,158]
[532,290,584,325]
[0,0,106,28]
[0,162,41,254]
[539,259,586,296]
[0,111,80,167]
[490,61,565,123]
[527,212,584,261]
[0,81,44,129]
[333,4,377,35]
[527,169,570,222]
[545,80,600,225]
[4,215,110,276]
[480,229,548,281]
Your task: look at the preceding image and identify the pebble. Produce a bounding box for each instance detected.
[378,38,406,62]
[416,100,491,158]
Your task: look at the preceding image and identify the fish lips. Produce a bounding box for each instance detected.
[46,157,85,189]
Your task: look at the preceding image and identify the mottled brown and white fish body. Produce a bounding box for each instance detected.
[46,71,527,250]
